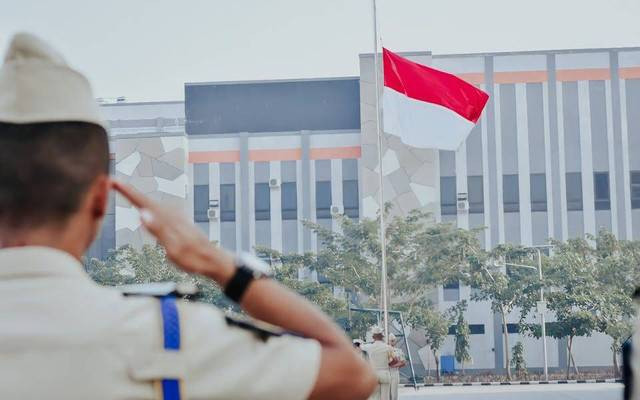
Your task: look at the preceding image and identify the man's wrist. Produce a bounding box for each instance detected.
[198,247,236,286]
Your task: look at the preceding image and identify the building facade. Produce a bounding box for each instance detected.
[91,46,640,374]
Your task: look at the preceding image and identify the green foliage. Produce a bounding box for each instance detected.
[510,342,527,378]
[86,244,234,309]
[449,300,472,372]
[86,215,640,381]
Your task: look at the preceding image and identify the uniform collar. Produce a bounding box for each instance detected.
[0,246,88,280]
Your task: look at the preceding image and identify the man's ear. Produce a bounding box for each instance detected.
[89,174,110,220]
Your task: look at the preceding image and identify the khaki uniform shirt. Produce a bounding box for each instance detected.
[0,247,321,400]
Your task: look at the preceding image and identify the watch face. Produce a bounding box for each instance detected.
[237,252,272,275]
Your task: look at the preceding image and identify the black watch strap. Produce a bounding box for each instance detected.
[224,266,256,303]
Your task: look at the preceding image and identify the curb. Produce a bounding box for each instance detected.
[405,378,622,387]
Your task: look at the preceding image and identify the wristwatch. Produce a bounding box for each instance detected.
[223,253,271,303]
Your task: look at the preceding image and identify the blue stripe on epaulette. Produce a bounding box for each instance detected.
[160,296,181,400]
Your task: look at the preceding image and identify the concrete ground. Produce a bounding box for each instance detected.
[399,383,623,400]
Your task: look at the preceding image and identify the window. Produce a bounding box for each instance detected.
[594,172,611,210]
[503,323,520,334]
[530,173,547,212]
[220,184,236,222]
[343,180,359,218]
[440,176,456,215]
[469,324,485,335]
[631,171,640,209]
[255,183,270,220]
[566,172,583,211]
[281,182,297,220]
[448,324,485,335]
[467,176,484,213]
[503,175,519,212]
[316,181,332,219]
[443,281,460,302]
[193,185,209,222]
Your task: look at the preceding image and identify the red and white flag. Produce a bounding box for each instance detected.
[382,48,489,151]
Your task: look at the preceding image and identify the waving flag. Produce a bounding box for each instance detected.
[382,48,489,151]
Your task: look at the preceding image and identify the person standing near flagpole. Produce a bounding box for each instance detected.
[388,333,406,400]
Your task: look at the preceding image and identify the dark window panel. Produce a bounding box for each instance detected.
[443,280,459,302]
[530,173,548,212]
[316,181,332,219]
[343,180,359,218]
[255,183,271,221]
[448,324,485,335]
[594,172,611,211]
[194,185,209,222]
[220,184,236,222]
[443,281,460,289]
[631,171,640,209]
[440,176,457,215]
[469,324,485,335]
[566,172,583,211]
[467,176,484,214]
[502,323,520,334]
[503,175,520,213]
[281,182,298,220]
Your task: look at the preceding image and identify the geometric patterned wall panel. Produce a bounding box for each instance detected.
[114,135,188,248]
[359,53,439,220]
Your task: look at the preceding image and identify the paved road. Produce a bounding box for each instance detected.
[399,383,623,400]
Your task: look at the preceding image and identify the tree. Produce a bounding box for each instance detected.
[545,238,600,378]
[305,208,482,322]
[510,342,527,379]
[86,244,234,309]
[255,248,347,320]
[405,303,449,382]
[591,230,637,376]
[469,244,540,380]
[450,300,472,374]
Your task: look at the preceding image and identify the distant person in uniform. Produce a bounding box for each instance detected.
[388,333,406,400]
[362,327,394,400]
[0,32,376,400]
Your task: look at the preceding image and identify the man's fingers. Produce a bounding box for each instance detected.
[111,179,154,209]
[139,209,166,240]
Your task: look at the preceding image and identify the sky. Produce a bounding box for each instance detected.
[2,0,640,102]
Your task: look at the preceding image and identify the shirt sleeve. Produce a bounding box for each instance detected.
[178,301,322,400]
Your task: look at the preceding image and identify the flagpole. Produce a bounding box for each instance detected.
[371,0,389,342]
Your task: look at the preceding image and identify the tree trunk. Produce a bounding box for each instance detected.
[613,346,620,378]
[570,349,579,376]
[500,307,512,380]
[566,335,580,378]
[433,350,441,382]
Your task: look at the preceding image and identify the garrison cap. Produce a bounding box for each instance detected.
[0,33,105,127]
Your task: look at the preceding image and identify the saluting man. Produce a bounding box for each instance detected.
[0,33,376,400]
[362,327,394,400]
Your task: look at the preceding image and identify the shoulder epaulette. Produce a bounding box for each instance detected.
[118,282,200,300]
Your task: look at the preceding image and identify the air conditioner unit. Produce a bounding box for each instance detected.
[457,192,468,214]
[269,178,280,188]
[207,208,219,220]
[457,200,469,214]
[330,204,344,216]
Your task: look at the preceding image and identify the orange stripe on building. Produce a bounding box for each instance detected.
[189,150,240,163]
[556,68,610,81]
[494,70,548,84]
[249,148,302,161]
[620,67,640,79]
[310,146,361,160]
[456,72,485,85]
